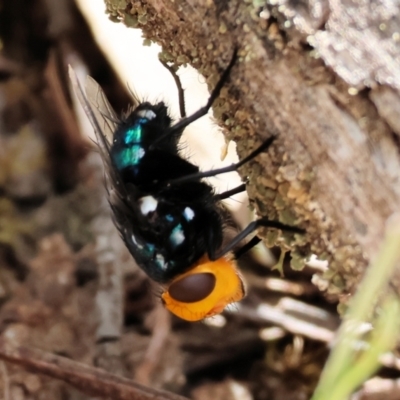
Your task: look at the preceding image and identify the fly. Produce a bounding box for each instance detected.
[69,49,303,321]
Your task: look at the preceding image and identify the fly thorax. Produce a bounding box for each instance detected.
[111,111,156,171]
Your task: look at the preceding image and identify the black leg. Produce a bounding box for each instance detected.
[209,218,304,260]
[167,135,276,185]
[214,183,247,201]
[159,60,186,118]
[234,236,262,259]
[150,48,238,148]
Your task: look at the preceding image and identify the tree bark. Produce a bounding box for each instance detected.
[104,0,400,299]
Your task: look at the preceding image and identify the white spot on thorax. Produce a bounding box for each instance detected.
[183,207,195,221]
[137,109,156,120]
[139,195,158,215]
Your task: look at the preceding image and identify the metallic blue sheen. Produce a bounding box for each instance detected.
[124,122,143,145]
[113,119,148,169]
[169,224,185,247]
[114,146,144,169]
[146,243,155,253]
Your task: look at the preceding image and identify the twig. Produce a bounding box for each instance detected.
[0,338,188,400]
[245,274,319,296]
[233,298,338,343]
[0,361,10,400]
[45,48,88,154]
[135,303,171,385]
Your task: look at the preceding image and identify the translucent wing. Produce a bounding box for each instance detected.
[68,66,127,197]
[68,67,114,160]
[85,75,119,144]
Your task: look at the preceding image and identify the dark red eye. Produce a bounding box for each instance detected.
[168,273,216,303]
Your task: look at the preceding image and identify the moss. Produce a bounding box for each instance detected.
[124,14,138,27]
[272,249,286,276]
[290,251,306,271]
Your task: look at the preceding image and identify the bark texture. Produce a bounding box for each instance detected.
[104,0,400,299]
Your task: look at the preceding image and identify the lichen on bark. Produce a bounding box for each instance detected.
[103,0,400,303]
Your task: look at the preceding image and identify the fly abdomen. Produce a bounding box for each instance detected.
[115,191,223,283]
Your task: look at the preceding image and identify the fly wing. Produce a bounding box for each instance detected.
[68,66,120,179]
[84,75,119,144]
[70,68,164,271]
[68,67,114,161]
[69,66,138,214]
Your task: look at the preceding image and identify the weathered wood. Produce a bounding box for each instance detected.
[104,0,400,299]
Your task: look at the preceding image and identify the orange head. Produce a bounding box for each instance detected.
[161,257,245,321]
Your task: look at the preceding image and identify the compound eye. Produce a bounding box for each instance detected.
[168,273,216,303]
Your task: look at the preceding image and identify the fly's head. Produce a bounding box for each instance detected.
[161,256,245,321]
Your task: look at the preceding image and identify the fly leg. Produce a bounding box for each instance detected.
[167,135,276,185]
[208,218,304,261]
[214,183,247,201]
[159,60,186,119]
[151,48,238,148]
